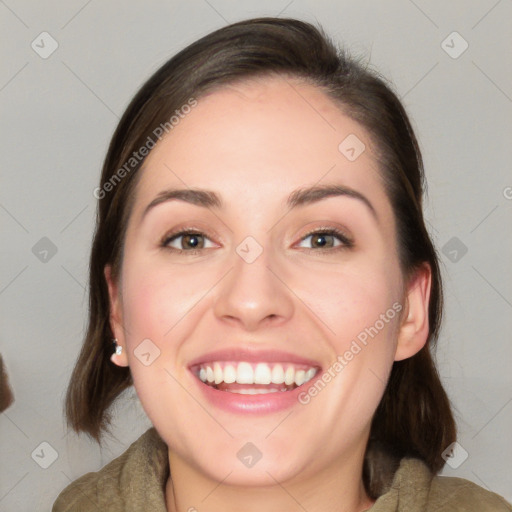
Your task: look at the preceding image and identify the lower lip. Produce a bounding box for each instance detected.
[191,372,316,414]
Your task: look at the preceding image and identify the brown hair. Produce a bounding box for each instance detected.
[65,17,456,498]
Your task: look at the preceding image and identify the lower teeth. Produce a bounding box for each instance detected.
[225,388,287,394]
[204,382,295,394]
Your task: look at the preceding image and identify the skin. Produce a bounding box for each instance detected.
[105,76,431,512]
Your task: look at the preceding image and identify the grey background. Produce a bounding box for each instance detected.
[1,0,511,510]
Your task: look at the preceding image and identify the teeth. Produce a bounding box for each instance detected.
[196,361,318,387]
[284,366,295,385]
[214,362,223,385]
[227,388,283,394]
[271,364,285,384]
[294,369,306,386]
[305,368,316,381]
[254,363,272,384]
[236,362,254,384]
[223,364,237,384]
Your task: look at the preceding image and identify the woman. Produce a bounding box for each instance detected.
[52,17,511,512]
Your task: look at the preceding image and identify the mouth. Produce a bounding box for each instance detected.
[187,348,322,413]
[191,361,320,394]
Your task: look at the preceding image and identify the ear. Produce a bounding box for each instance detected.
[394,263,432,361]
[104,264,129,367]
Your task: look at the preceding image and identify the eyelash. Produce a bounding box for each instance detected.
[160,226,354,256]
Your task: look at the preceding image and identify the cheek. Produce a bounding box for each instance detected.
[117,256,217,410]
[300,255,402,350]
[333,281,401,357]
[118,266,197,434]
[325,278,400,394]
[120,257,209,343]
[297,259,402,413]
[122,279,169,341]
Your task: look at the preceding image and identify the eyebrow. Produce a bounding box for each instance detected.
[142,183,378,223]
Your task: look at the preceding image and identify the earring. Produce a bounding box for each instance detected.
[112,338,123,355]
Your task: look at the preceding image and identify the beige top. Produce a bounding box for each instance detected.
[52,427,511,511]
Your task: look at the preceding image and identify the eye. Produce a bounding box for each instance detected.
[160,226,353,255]
[161,229,215,253]
[296,227,353,251]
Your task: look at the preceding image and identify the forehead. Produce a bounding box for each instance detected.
[130,76,391,223]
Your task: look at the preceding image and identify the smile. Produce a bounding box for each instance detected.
[188,348,322,413]
[193,361,319,394]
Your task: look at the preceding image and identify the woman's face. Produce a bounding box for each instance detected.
[107,76,422,486]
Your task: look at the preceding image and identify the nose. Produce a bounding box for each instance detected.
[212,240,295,331]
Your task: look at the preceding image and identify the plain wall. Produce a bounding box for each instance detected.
[1,0,511,509]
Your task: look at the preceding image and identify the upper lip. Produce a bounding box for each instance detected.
[188,347,322,368]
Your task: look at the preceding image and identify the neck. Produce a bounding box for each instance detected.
[165,443,375,512]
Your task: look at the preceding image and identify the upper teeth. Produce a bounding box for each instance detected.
[197,362,318,386]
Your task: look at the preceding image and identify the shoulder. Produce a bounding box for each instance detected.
[52,428,169,512]
[377,458,512,512]
[428,470,512,511]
